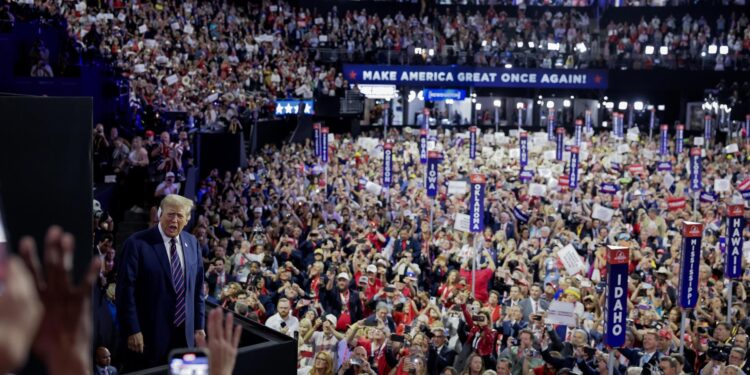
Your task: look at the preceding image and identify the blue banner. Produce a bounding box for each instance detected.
[660,124,668,156]
[343,65,608,89]
[519,169,534,182]
[690,148,702,191]
[426,151,439,198]
[649,108,656,140]
[575,119,582,146]
[657,161,672,172]
[424,88,466,101]
[605,246,629,348]
[556,128,564,161]
[419,129,428,164]
[704,115,712,142]
[679,222,703,308]
[569,146,580,189]
[275,99,315,116]
[699,191,717,203]
[745,115,750,140]
[469,174,486,233]
[585,110,592,134]
[726,205,745,279]
[469,127,477,160]
[383,143,393,186]
[614,113,623,138]
[676,124,684,154]
[321,127,329,163]
[520,132,528,168]
[600,183,619,194]
[313,123,321,157]
[547,112,556,141]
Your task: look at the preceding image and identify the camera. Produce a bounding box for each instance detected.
[706,341,731,362]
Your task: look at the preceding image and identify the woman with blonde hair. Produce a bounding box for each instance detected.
[308,351,334,375]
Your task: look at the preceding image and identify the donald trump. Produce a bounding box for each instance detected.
[116,194,205,370]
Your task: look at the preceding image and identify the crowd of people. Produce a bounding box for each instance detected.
[604,12,750,70]
[83,119,750,375]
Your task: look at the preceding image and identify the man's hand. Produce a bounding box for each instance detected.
[128,333,144,353]
[195,330,206,343]
[0,258,44,374]
[197,309,242,375]
[19,226,101,375]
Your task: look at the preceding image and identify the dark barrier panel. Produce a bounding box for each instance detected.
[197,133,243,180]
[128,302,296,375]
[0,96,93,375]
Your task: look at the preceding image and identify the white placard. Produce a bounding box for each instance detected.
[543,150,556,160]
[138,24,148,34]
[617,144,630,154]
[171,22,180,30]
[483,134,495,145]
[454,213,471,233]
[508,149,520,159]
[509,130,519,138]
[714,178,730,193]
[447,181,468,195]
[184,24,194,34]
[591,204,614,222]
[529,183,546,197]
[117,13,126,22]
[319,35,328,42]
[545,301,578,327]
[315,17,324,25]
[642,149,654,160]
[558,244,586,276]
[365,182,382,196]
[133,64,146,73]
[694,137,705,146]
[165,74,179,86]
[538,168,552,179]
[725,144,739,153]
[481,147,493,157]
[205,93,219,103]
[663,173,675,188]
[626,132,639,142]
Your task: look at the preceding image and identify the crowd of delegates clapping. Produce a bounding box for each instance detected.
[151,125,750,375]
[604,12,750,70]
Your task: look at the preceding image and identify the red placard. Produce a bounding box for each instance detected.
[682,222,703,238]
[470,174,486,184]
[728,204,745,217]
[607,246,630,264]
[427,150,440,159]
[690,147,701,157]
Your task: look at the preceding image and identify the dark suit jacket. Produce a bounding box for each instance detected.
[434,344,457,374]
[116,226,205,369]
[319,286,364,323]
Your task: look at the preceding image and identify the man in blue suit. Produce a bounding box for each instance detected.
[116,194,205,371]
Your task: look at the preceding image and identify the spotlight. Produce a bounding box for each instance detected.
[475,103,482,111]
[504,63,513,69]
[516,102,525,110]
[644,46,654,55]
[546,101,555,109]
[548,42,560,51]
[576,42,587,53]
[528,41,535,48]
[493,100,502,108]
[720,46,729,55]
[428,49,435,56]
[604,102,614,110]
[563,100,571,108]
[708,45,718,54]
[633,101,644,111]
[414,47,422,55]
[445,99,454,105]
[618,101,628,110]
[659,46,668,55]
[517,41,524,48]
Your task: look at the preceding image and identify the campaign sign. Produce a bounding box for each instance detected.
[313,123,321,156]
[605,246,630,347]
[426,151,440,198]
[419,129,428,164]
[548,112,556,141]
[383,143,393,186]
[600,182,619,194]
[556,127,565,161]
[660,124,668,156]
[704,115,712,141]
[585,110,592,133]
[575,119,582,146]
[569,146,580,189]
[321,127,329,163]
[520,132,529,167]
[678,222,703,308]
[519,169,534,182]
[424,88,466,101]
[726,205,744,279]
[676,124,684,154]
[656,161,672,172]
[469,126,477,160]
[469,174,486,233]
[689,148,702,191]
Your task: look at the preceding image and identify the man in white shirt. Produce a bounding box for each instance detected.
[265,298,299,338]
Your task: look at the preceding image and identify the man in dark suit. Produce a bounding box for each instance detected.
[116,194,205,371]
[391,229,420,261]
[94,347,118,375]
[519,284,549,322]
[430,327,457,374]
[320,271,363,331]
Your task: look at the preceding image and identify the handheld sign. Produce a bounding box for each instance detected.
[426,151,439,198]
[704,115,712,142]
[520,132,528,168]
[419,128,428,164]
[574,119,582,146]
[676,124,684,154]
[469,174,486,233]
[469,126,477,160]
[689,148,702,191]
[548,111,556,141]
[321,127,329,163]
[569,146,580,189]
[660,124,668,156]
[383,143,393,187]
[726,205,744,279]
[678,222,703,308]
[556,127,564,161]
[605,246,630,347]
[313,123,321,156]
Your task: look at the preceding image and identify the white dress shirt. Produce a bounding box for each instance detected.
[158,223,185,270]
[265,313,299,338]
